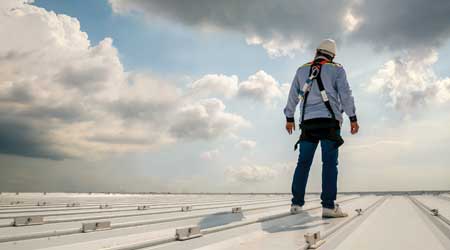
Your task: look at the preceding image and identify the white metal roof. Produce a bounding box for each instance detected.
[0,192,449,250]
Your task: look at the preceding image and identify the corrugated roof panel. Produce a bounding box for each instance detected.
[0,192,449,250]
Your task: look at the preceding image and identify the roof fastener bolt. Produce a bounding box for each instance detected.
[431,209,439,216]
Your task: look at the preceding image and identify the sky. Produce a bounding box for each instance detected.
[1,0,450,193]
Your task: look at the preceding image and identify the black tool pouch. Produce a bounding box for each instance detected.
[295,118,344,151]
[299,118,340,130]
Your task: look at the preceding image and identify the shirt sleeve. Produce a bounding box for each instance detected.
[336,66,357,121]
[283,69,300,122]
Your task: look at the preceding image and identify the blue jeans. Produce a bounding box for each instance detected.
[291,139,339,209]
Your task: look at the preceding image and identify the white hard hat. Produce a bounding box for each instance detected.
[317,39,337,56]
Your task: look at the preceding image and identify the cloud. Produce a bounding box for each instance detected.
[338,117,450,191]
[245,35,306,58]
[188,74,238,99]
[367,49,450,112]
[0,1,249,160]
[109,0,450,55]
[108,0,352,57]
[188,71,285,104]
[237,139,256,151]
[226,164,277,183]
[343,7,362,33]
[106,73,180,122]
[200,149,220,160]
[351,0,450,50]
[346,140,411,150]
[0,117,67,160]
[169,98,250,140]
[237,70,283,104]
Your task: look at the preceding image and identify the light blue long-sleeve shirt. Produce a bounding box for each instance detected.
[284,61,356,124]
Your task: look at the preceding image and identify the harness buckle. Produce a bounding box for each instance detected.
[310,66,320,78]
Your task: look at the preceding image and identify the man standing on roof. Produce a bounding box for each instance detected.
[284,39,359,218]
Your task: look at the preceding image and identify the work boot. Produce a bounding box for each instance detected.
[290,204,302,214]
[322,204,348,218]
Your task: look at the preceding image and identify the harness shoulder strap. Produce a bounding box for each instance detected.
[300,64,314,123]
[316,70,337,121]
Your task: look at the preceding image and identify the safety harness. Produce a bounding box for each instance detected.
[294,58,343,151]
[300,59,336,123]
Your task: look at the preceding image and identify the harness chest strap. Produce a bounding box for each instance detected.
[314,65,336,121]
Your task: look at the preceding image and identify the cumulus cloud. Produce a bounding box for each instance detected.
[367,49,450,112]
[226,164,277,183]
[188,74,238,99]
[237,139,256,151]
[200,149,220,160]
[109,0,450,55]
[237,70,283,104]
[0,1,249,159]
[245,35,306,58]
[169,98,250,140]
[188,71,285,104]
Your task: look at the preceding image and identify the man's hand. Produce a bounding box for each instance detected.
[286,122,295,135]
[350,121,359,134]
